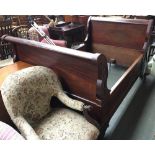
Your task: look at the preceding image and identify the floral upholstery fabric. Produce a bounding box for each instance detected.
[1,66,99,140]
[34,108,99,140]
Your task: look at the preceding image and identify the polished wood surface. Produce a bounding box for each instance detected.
[85,17,153,67]
[0,61,32,89]
[92,43,142,66]
[108,54,143,121]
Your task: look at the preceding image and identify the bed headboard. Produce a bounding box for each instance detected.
[86,17,153,66]
[1,35,109,110]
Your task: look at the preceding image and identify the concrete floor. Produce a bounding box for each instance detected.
[104,64,155,140]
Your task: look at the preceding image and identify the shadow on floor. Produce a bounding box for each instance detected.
[104,75,155,140]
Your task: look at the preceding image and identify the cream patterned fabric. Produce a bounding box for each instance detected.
[34,108,99,140]
[1,66,99,140]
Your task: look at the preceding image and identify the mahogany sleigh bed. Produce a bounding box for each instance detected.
[0,17,153,138]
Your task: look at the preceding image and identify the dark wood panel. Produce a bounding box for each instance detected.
[109,55,143,114]
[85,17,153,68]
[90,17,153,50]
[92,43,142,67]
[99,54,143,128]
[1,35,109,104]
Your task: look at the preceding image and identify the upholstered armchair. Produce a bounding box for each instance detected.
[1,66,99,140]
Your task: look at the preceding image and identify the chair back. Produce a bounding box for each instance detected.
[1,66,60,122]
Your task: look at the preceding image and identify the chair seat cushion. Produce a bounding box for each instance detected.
[33,108,99,140]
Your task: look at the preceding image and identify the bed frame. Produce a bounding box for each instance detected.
[83,17,153,133]
[0,17,153,138]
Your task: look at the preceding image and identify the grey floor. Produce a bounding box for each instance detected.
[104,64,155,140]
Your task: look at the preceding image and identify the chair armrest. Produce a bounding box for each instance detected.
[56,92,84,112]
[13,116,40,140]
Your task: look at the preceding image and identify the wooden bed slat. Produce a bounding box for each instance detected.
[1,35,109,105]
